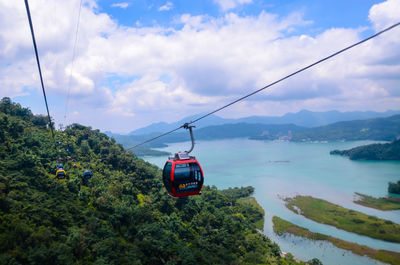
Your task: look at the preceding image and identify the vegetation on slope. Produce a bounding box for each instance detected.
[283,195,400,243]
[0,97,305,265]
[238,196,265,230]
[272,216,400,265]
[354,193,400,211]
[330,140,400,160]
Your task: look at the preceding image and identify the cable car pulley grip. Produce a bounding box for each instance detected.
[183,123,195,154]
[173,123,196,160]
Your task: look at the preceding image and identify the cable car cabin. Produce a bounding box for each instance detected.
[82,170,92,181]
[56,169,66,180]
[163,153,204,197]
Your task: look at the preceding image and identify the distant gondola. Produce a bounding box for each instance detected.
[56,166,66,180]
[82,170,93,181]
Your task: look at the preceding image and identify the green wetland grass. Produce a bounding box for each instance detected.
[272,216,400,265]
[283,195,400,243]
[354,192,400,211]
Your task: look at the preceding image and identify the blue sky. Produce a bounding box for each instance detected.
[98,0,382,33]
[0,0,399,133]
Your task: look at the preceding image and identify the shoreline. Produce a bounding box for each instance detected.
[238,196,265,230]
[354,192,400,211]
[283,195,400,243]
[272,216,400,265]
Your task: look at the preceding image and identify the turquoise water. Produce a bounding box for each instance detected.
[142,139,400,265]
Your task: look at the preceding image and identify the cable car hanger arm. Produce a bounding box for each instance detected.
[183,123,195,154]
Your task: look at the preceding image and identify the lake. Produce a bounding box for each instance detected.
[142,139,400,265]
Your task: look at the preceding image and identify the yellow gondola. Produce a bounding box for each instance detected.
[56,168,66,180]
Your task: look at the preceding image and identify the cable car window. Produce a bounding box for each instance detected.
[174,163,191,180]
[191,163,203,181]
[163,162,172,192]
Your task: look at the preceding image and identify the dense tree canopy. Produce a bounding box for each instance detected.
[0,97,305,265]
[330,140,400,160]
[388,181,400,195]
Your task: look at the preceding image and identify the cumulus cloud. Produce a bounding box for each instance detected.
[0,0,399,132]
[111,2,129,9]
[158,2,173,11]
[214,0,253,11]
[369,0,400,30]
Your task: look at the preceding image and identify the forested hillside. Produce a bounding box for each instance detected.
[330,139,400,160]
[0,98,304,264]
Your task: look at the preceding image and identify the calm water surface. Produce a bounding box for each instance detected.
[142,139,400,265]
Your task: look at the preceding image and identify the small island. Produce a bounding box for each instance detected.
[330,139,400,160]
[283,195,400,243]
[272,216,400,265]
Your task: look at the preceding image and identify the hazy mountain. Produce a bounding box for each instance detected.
[237,110,400,127]
[112,114,400,155]
[112,123,305,153]
[128,113,233,135]
[291,114,400,142]
[128,110,400,135]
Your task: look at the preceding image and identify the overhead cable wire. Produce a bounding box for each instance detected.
[126,126,185,151]
[127,21,400,150]
[188,22,400,125]
[24,0,54,138]
[64,0,84,124]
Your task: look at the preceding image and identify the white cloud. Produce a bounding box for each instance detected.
[214,0,253,11]
[369,0,400,30]
[0,0,399,132]
[158,2,173,12]
[111,2,129,9]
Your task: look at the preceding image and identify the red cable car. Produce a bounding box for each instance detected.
[163,153,204,197]
[162,124,204,197]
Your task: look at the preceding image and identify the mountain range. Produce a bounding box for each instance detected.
[108,114,400,156]
[104,110,400,155]
[127,109,400,135]
[291,114,400,141]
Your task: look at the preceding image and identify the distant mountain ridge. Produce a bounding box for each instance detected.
[291,115,400,142]
[128,110,400,135]
[111,123,306,150]
[112,114,400,155]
